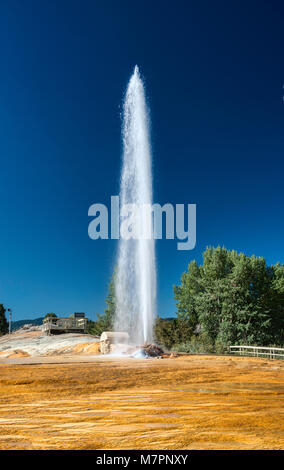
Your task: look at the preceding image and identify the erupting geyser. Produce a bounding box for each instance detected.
[114,66,156,345]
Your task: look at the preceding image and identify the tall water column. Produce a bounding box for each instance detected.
[114,66,156,345]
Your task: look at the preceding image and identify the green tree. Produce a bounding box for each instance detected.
[174,260,200,335]
[44,313,57,320]
[0,304,9,336]
[89,273,116,336]
[270,263,284,344]
[154,317,176,349]
[86,319,97,334]
[173,246,284,352]
[154,316,195,350]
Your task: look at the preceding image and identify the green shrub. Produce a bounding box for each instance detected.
[172,333,215,354]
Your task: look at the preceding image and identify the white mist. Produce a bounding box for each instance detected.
[114,66,156,345]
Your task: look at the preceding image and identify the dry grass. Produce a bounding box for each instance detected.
[0,355,283,449]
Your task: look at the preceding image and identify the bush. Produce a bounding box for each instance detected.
[172,333,215,354]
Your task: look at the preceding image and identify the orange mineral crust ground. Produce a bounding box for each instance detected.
[0,355,283,449]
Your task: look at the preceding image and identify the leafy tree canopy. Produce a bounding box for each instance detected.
[88,273,116,336]
[44,313,57,319]
[0,304,9,336]
[173,246,284,351]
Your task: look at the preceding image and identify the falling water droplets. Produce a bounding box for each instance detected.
[114,66,156,344]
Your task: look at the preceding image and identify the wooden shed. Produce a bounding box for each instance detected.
[100,331,129,354]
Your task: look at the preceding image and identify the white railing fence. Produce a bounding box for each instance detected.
[230,345,284,359]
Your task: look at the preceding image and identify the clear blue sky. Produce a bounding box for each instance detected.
[0,0,283,321]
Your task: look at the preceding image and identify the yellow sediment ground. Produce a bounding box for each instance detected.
[0,355,283,450]
[69,342,101,355]
[45,342,101,356]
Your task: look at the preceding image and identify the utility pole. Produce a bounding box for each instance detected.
[8,308,12,334]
